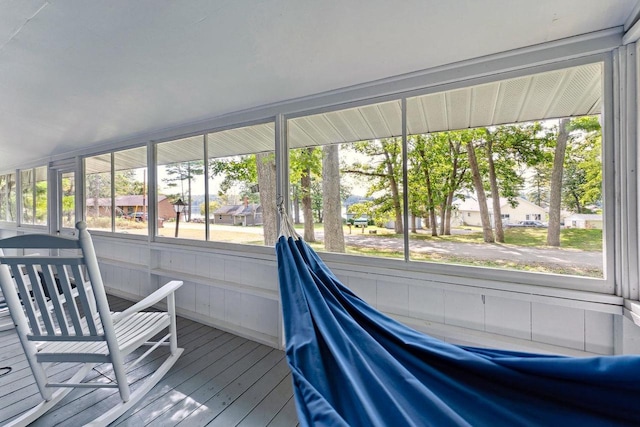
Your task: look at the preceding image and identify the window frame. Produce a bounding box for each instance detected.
[72,46,616,295]
[280,54,613,294]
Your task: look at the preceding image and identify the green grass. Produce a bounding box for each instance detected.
[340,244,602,278]
[405,227,602,251]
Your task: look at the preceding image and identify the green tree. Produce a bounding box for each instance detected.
[322,144,345,252]
[527,163,552,207]
[408,131,472,236]
[483,124,549,242]
[86,173,110,219]
[290,147,322,242]
[0,174,16,222]
[547,118,571,246]
[61,176,75,227]
[410,134,448,236]
[562,116,602,213]
[344,138,404,234]
[162,161,204,222]
[210,153,278,245]
[114,170,145,196]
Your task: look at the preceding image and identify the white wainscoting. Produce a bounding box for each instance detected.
[89,235,622,356]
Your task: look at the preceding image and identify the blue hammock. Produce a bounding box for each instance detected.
[276,235,640,426]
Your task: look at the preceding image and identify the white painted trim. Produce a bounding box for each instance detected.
[623,19,640,45]
[608,50,622,296]
[626,44,639,300]
[150,267,279,301]
[625,2,640,31]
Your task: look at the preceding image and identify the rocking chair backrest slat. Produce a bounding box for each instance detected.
[57,264,84,335]
[24,263,56,334]
[40,264,69,335]
[8,263,41,335]
[0,248,106,340]
[70,263,100,335]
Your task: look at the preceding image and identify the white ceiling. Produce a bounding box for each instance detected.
[0,0,637,170]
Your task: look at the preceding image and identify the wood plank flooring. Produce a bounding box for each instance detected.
[0,296,298,427]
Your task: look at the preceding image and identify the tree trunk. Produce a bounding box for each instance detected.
[467,141,494,243]
[444,138,463,235]
[422,164,438,236]
[256,152,278,246]
[429,207,438,236]
[293,189,300,224]
[322,145,345,252]
[383,151,403,234]
[439,203,446,236]
[301,176,315,242]
[411,215,417,233]
[485,135,504,242]
[444,191,454,235]
[547,118,570,246]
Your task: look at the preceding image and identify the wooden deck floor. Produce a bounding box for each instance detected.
[0,296,298,427]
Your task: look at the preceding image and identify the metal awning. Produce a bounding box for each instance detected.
[289,62,602,148]
[87,62,602,170]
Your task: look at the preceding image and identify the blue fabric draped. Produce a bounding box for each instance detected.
[276,236,640,426]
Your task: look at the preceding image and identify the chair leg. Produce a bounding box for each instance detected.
[168,293,178,354]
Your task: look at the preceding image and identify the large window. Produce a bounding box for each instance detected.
[156,136,206,240]
[20,166,47,226]
[286,62,604,280]
[206,123,275,245]
[0,172,16,222]
[85,154,112,231]
[84,147,148,235]
[405,63,603,278]
[114,147,148,235]
[288,100,402,257]
[60,171,75,229]
[155,123,276,245]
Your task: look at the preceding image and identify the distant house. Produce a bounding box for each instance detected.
[564,213,603,229]
[212,202,262,226]
[455,197,547,227]
[86,195,174,220]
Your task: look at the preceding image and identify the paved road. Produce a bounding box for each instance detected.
[340,233,603,270]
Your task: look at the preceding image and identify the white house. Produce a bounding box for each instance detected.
[564,214,604,229]
[455,197,547,227]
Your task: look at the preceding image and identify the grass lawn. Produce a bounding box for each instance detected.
[406,227,602,251]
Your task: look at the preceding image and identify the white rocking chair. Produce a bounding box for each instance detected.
[0,222,183,426]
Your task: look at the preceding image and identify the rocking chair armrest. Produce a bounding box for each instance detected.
[112,280,183,323]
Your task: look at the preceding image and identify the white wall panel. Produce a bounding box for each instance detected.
[532,303,585,350]
[195,284,210,316]
[408,286,445,323]
[345,276,377,307]
[175,281,196,313]
[76,234,627,354]
[444,291,484,331]
[485,296,531,340]
[242,295,279,337]
[585,311,614,354]
[377,279,408,316]
[208,286,226,320]
[224,290,243,328]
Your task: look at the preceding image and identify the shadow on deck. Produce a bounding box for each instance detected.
[0,295,298,427]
